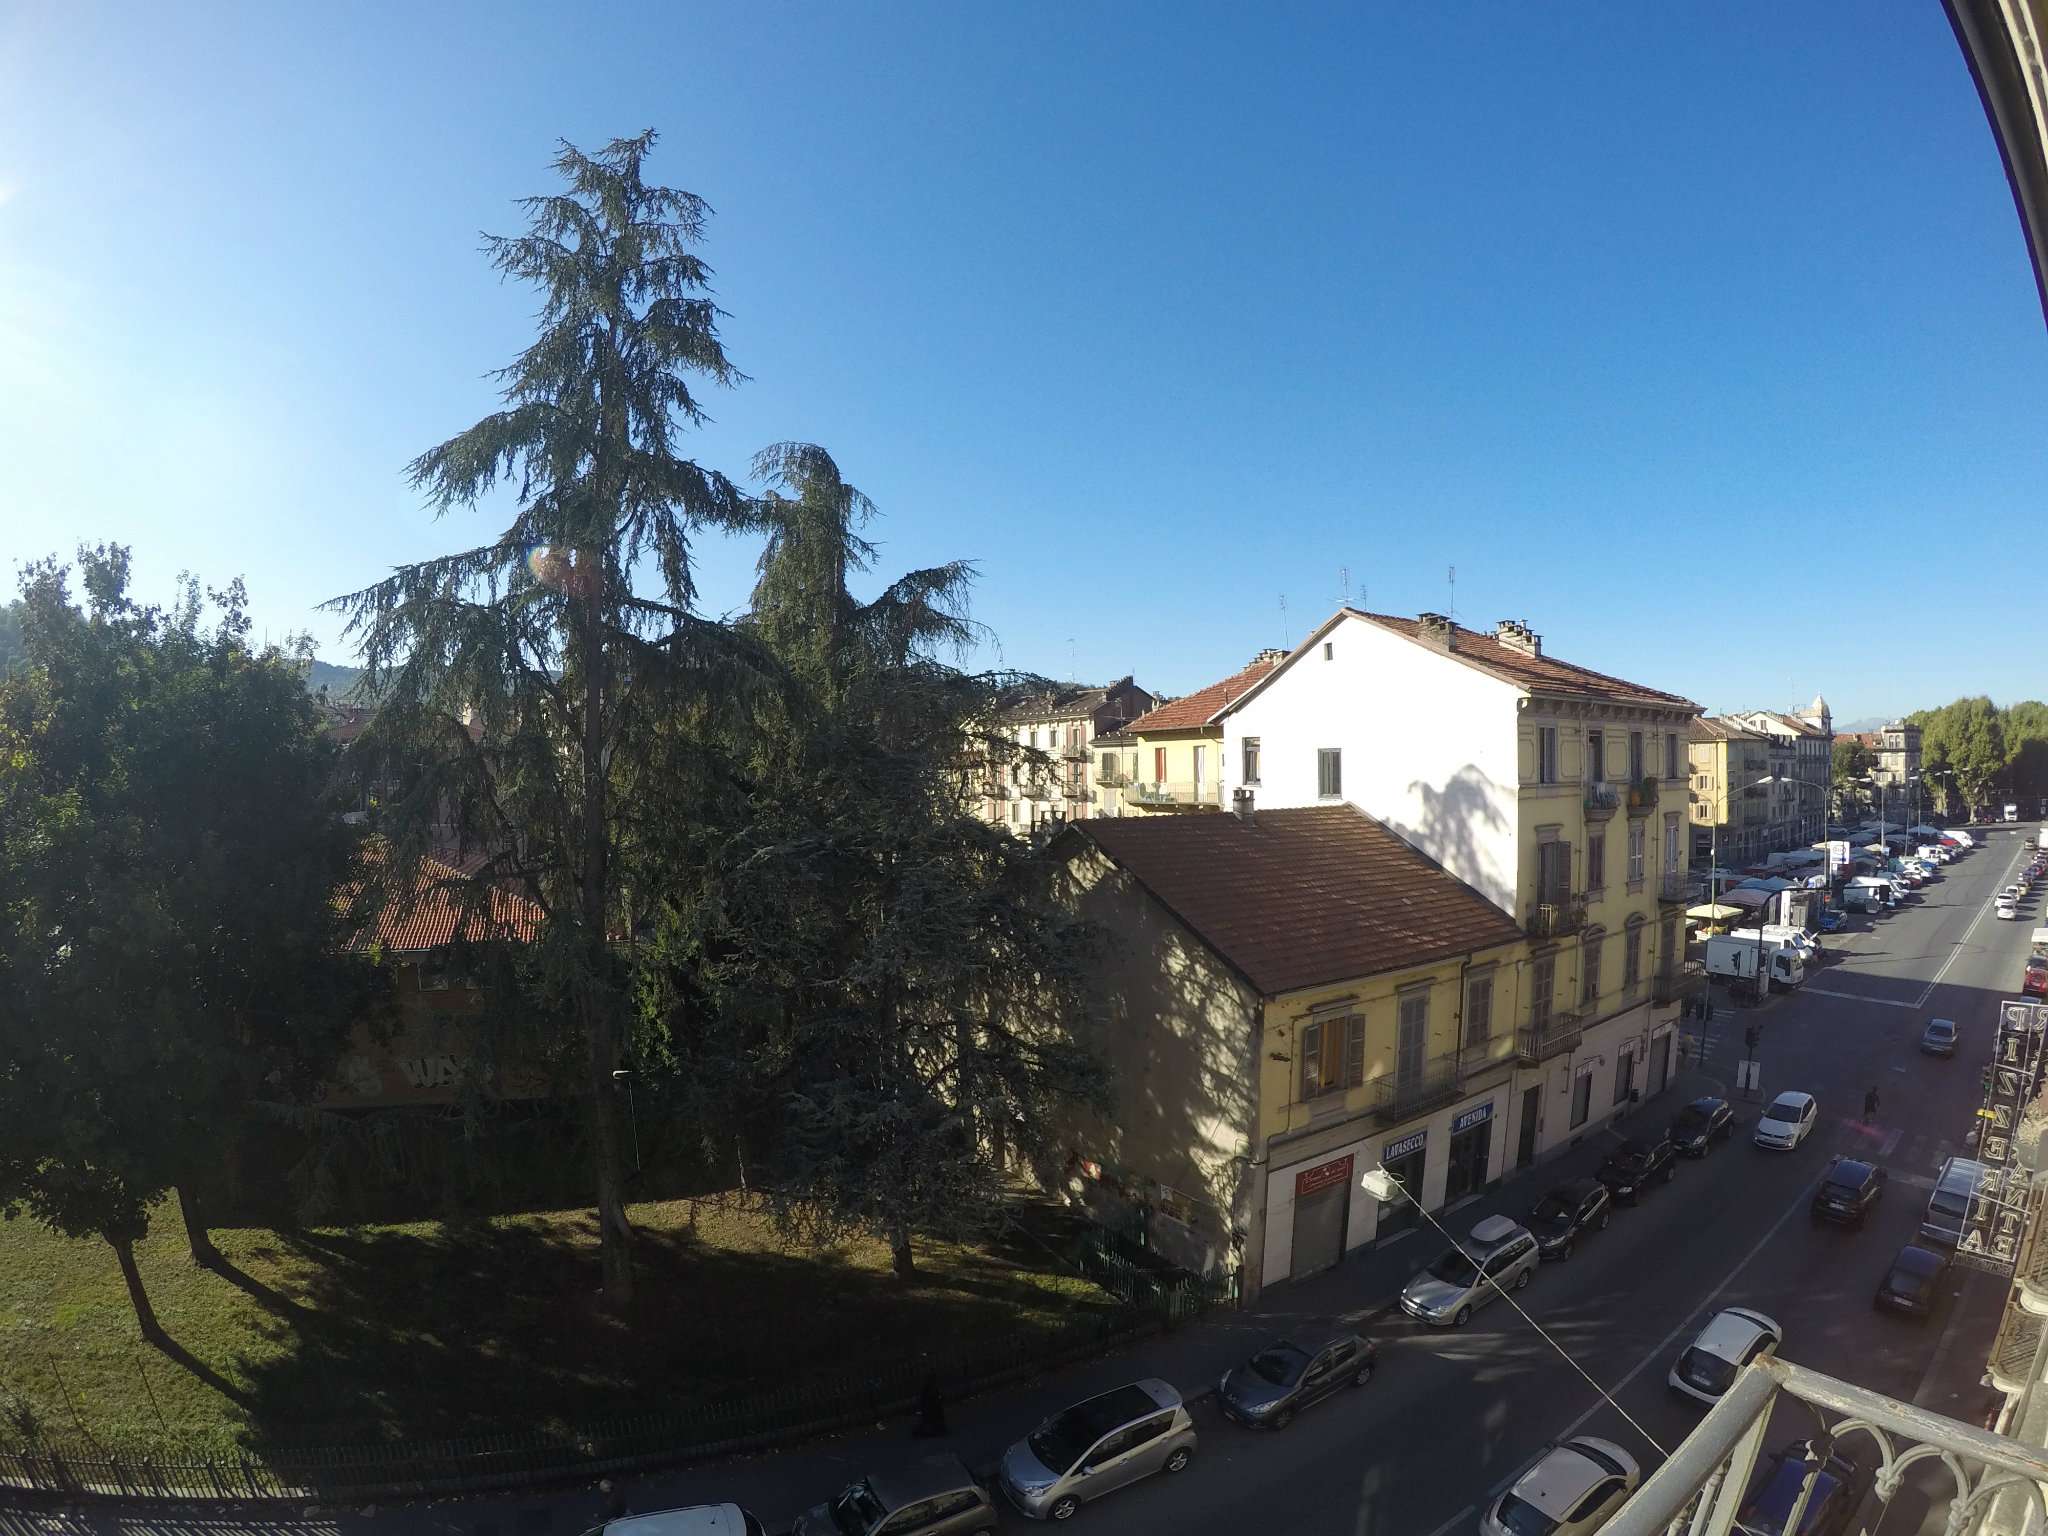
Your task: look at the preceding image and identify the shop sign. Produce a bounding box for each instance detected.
[1958,1000,2048,1273]
[1452,1101,1494,1136]
[1294,1154,1354,1198]
[1382,1128,1427,1163]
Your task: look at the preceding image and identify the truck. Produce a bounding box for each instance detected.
[2007,804,2021,822]
[2037,828,2047,852]
[1704,933,1807,993]
[1847,875,1899,910]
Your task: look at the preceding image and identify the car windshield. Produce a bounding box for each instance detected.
[1884,1265,1929,1296]
[1930,1189,1972,1219]
[1532,1192,1574,1222]
[1767,1098,1803,1120]
[1028,1417,1100,1476]
[1673,1108,1708,1133]
[1928,1022,1954,1038]
[1246,1344,1309,1386]
[1492,1492,1558,1536]
[1822,1178,1861,1199]
[830,1480,886,1535]
[1429,1248,1479,1286]
[1679,1346,1738,1395]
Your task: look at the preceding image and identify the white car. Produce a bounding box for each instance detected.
[1668,1307,1782,1404]
[1753,1092,1817,1149]
[2004,885,2026,904]
[1999,900,2021,920]
[1481,1437,1642,1536]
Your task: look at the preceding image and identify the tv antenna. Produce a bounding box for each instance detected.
[1447,565,1456,622]
[1279,593,1290,648]
[1339,566,1350,608]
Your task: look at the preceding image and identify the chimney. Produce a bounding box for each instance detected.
[1252,648,1287,666]
[1232,787,1256,824]
[1416,612,1455,651]
[1494,619,1542,657]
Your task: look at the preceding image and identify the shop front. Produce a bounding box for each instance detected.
[1443,1099,1495,1205]
[1376,1127,1428,1240]
[1648,1023,1676,1097]
[1288,1153,1354,1278]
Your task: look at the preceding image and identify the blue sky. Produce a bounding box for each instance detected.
[2,2,2043,724]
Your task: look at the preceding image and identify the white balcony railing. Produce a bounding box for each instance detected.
[1606,1354,2048,1536]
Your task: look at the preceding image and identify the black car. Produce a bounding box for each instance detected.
[1735,1440,1872,1536]
[1875,1244,1949,1320]
[1595,1133,1678,1203]
[1527,1178,1613,1261]
[1811,1157,1887,1228]
[1669,1096,1734,1156]
[1215,1329,1376,1429]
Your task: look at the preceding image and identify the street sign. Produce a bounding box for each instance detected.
[1957,1000,2048,1273]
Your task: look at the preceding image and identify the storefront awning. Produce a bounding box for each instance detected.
[1717,888,1773,910]
[1686,902,1746,921]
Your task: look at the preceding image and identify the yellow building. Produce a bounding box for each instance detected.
[1093,652,1283,816]
[1050,803,1534,1299]
[978,677,1155,833]
[1687,717,1773,867]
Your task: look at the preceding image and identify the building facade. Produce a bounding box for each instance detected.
[1688,717,1773,866]
[1093,653,1283,817]
[1727,695,1832,846]
[980,677,1154,834]
[1209,611,1698,1177]
[1876,720,1924,789]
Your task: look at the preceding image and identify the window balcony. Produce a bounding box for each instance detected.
[1516,1012,1583,1064]
[1370,1054,1463,1124]
[1584,780,1622,818]
[1527,896,1587,939]
[1021,782,1055,801]
[1651,960,1703,1005]
[1124,780,1222,809]
[1096,764,1127,787]
[1657,870,1692,902]
[1628,777,1660,814]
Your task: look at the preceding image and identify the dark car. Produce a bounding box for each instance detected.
[1811,1157,1887,1228]
[1817,909,1845,933]
[1921,1018,1958,1056]
[1735,1440,1871,1536]
[1595,1133,1678,1203]
[1669,1097,1734,1156]
[1875,1245,1950,1321]
[1527,1178,1612,1261]
[1215,1329,1375,1429]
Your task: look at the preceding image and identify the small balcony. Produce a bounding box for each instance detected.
[1124,779,1223,810]
[1516,1011,1583,1064]
[1021,782,1055,801]
[1060,742,1087,760]
[1627,777,1660,814]
[1371,1054,1463,1124]
[1096,763,1127,787]
[1583,781,1621,818]
[1526,896,1587,939]
[1657,869,1692,902]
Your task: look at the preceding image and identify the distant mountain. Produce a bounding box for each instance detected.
[1835,716,1889,735]
[307,659,369,698]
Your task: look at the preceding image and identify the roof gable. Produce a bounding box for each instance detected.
[1124,656,1283,733]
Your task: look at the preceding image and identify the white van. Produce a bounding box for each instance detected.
[1760,924,1822,961]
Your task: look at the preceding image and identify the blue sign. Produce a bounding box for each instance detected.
[1382,1129,1427,1163]
[1453,1101,1495,1136]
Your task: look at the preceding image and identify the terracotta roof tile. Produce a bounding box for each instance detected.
[345,853,543,952]
[1072,805,1523,996]
[1124,657,1283,733]
[1357,613,1698,710]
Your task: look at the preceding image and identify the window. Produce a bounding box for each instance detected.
[1125,1414,1172,1447]
[1299,1014,1365,1099]
[1628,730,1644,781]
[1323,641,1334,660]
[926,1492,986,1522]
[1586,831,1605,891]
[1627,821,1646,883]
[1666,733,1680,780]
[1536,839,1571,904]
[1664,814,1680,873]
[1318,748,1342,798]
[1587,730,1605,784]
[1153,746,1167,784]
[1030,729,1041,750]
[1191,743,1206,789]
[1625,921,1644,986]
[1242,736,1261,785]
[1538,726,1559,783]
[1100,751,1115,779]
[1531,952,1555,1032]
[1008,801,1018,823]
[1615,1051,1634,1105]
[879,1502,941,1535]
[1397,991,1428,1084]
[1464,974,1493,1047]
[1570,1070,1592,1129]
[1580,931,1602,1007]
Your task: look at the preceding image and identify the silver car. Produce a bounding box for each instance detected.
[1481,1437,1642,1536]
[793,1454,995,1536]
[583,1509,764,1536]
[999,1378,1196,1521]
[1399,1214,1539,1327]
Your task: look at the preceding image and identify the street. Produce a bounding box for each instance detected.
[7,831,2036,1536]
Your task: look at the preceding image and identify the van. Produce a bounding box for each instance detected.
[1921,1157,1988,1248]
[1760,924,1821,961]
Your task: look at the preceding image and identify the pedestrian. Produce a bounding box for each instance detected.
[1864,1086,1880,1120]
[912,1369,948,1439]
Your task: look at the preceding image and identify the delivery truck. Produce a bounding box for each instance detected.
[1704,934,1806,994]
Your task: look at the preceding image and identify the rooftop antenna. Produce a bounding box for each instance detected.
[1068,637,1076,682]
[1339,565,1350,608]
[1447,565,1456,624]
[1279,593,1290,648]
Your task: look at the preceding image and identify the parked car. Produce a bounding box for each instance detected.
[998,1380,1195,1521]
[2004,884,2026,904]
[1669,1096,1734,1156]
[1921,1157,1988,1248]
[795,1457,995,1536]
[1734,1440,1872,1536]
[1480,1437,1642,1536]
[1528,1178,1613,1261]
[1753,1092,1818,1150]
[1921,1018,1959,1056]
[2025,958,2048,998]
[1399,1214,1539,1327]
[1215,1330,1376,1429]
[1811,1157,1887,1227]
[1999,898,2021,920]
[1595,1133,1678,1203]
[1817,909,1846,933]
[590,1507,767,1536]
[1874,1244,1950,1321]
[1670,1308,1782,1404]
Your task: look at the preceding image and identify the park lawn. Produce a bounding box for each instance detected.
[0,1194,1113,1458]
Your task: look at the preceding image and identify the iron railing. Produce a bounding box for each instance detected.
[1527,897,1588,939]
[1585,781,1621,816]
[1124,780,1222,808]
[1658,870,1692,902]
[1371,1054,1463,1123]
[1517,1011,1583,1064]
[1628,777,1660,813]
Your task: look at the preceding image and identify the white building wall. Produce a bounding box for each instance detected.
[1222,615,1525,912]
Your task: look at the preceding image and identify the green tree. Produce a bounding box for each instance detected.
[328,132,759,1309]
[0,600,21,676]
[0,548,374,1337]
[642,445,1106,1279]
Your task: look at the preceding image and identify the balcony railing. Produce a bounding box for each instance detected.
[1628,776,1660,813]
[1124,779,1223,808]
[1584,781,1621,817]
[1651,960,1703,1005]
[1604,1355,2048,1536]
[1060,742,1087,760]
[1527,896,1587,939]
[1657,869,1692,902]
[1516,1011,1583,1064]
[1096,764,1127,787]
[1021,782,1054,801]
[1371,1054,1463,1123]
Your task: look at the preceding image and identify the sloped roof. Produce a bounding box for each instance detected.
[1354,613,1697,710]
[1691,717,1768,743]
[1069,805,1523,997]
[345,853,544,953]
[1123,656,1283,733]
[997,675,1147,724]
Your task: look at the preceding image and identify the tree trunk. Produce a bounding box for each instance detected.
[891,1224,916,1280]
[175,1182,221,1268]
[107,1232,165,1345]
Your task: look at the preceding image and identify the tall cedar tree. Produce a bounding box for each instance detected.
[328,132,758,1308]
[0,548,374,1338]
[640,445,1107,1278]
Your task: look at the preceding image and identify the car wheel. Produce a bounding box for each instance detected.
[1165,1447,1192,1474]
[1663,1162,1677,1184]
[1598,1210,1611,1231]
[1350,1359,1376,1388]
[1453,1304,1472,1327]
[1271,1407,1295,1431]
[1514,1266,1531,1292]
[1560,1239,1575,1261]
[1050,1496,1080,1521]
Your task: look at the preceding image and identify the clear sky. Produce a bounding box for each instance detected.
[3,2,2043,724]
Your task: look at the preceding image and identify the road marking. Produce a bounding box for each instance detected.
[1555,1165,1824,1446]
[1916,867,2007,1007]
[1802,988,1923,1010]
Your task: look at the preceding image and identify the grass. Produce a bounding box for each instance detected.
[0,1193,1115,1458]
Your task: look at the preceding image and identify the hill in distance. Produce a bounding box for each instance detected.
[307,658,370,698]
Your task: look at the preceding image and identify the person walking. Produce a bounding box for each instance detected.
[1864,1085,1880,1120]
[912,1368,949,1439]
